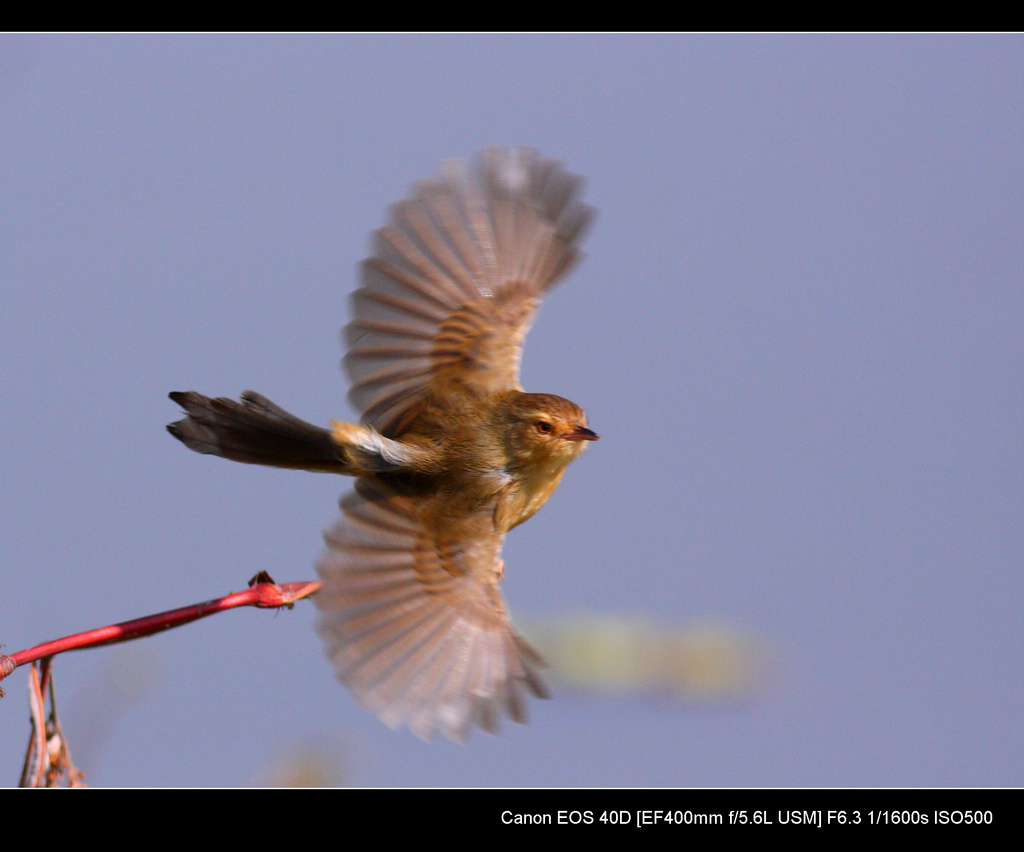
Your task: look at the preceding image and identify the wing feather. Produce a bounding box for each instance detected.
[316,479,546,742]
[345,148,593,434]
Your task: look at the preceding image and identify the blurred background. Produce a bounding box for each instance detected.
[0,33,1020,787]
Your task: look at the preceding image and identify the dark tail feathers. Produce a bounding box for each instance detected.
[167,390,349,473]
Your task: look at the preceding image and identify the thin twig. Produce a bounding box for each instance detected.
[0,575,320,681]
[19,662,48,787]
[4,573,321,786]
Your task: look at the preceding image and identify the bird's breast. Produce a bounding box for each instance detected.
[495,459,569,531]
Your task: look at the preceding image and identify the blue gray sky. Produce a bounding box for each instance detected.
[1,34,1021,786]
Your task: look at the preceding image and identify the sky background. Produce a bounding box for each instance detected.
[1,34,1020,787]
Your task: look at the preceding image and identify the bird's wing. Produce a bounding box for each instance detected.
[344,148,593,435]
[315,478,548,742]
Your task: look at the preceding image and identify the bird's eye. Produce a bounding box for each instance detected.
[535,420,553,434]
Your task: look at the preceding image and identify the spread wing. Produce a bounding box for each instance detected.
[344,148,593,435]
[315,478,548,742]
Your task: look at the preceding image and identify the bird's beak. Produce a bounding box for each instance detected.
[564,425,599,442]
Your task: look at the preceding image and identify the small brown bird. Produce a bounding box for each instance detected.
[168,148,597,741]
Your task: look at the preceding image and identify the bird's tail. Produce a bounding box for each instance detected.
[167,390,350,473]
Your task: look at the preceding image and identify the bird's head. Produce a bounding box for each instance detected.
[498,392,598,472]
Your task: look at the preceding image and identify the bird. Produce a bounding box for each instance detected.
[167,148,598,741]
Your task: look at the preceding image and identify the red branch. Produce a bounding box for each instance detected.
[0,577,321,683]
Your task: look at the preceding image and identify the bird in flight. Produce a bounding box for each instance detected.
[168,148,597,741]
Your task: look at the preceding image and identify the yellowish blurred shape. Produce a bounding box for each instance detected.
[524,614,764,701]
